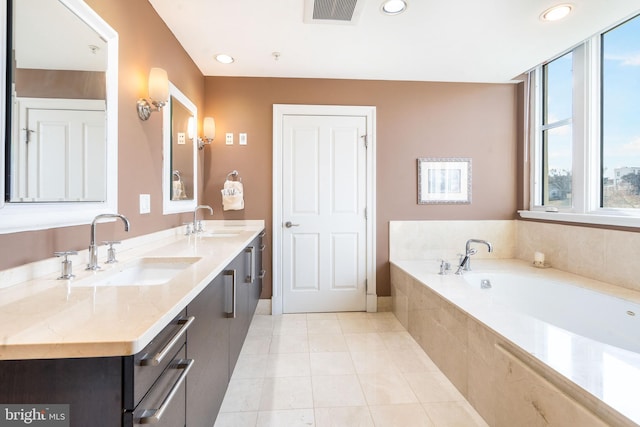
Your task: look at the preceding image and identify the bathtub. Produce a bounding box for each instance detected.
[391,259,640,426]
[463,272,640,355]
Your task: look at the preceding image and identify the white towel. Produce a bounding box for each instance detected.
[222,180,244,210]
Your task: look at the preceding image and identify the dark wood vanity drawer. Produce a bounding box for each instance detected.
[128,346,190,427]
[124,310,193,410]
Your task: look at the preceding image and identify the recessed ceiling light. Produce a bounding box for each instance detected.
[540,4,573,21]
[215,54,235,64]
[381,0,407,16]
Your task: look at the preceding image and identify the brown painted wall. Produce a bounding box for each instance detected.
[202,77,519,297]
[0,0,204,268]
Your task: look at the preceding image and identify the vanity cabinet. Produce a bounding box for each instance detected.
[0,230,265,427]
[0,311,190,427]
[186,232,264,426]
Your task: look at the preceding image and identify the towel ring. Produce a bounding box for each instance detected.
[226,170,242,182]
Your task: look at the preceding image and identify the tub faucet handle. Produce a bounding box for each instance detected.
[438,259,451,275]
[54,250,78,280]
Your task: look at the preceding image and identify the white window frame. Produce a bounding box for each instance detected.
[519,19,640,228]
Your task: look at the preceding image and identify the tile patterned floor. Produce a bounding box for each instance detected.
[214,312,489,427]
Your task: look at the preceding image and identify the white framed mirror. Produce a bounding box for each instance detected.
[163,82,198,214]
[0,0,118,234]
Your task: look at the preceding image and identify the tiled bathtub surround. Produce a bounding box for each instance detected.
[389,220,640,426]
[390,261,640,426]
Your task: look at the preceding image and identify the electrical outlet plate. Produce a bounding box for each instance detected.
[239,133,247,145]
[177,132,186,145]
[226,133,234,145]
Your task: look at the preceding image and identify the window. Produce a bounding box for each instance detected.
[601,15,640,209]
[541,52,573,208]
[524,13,640,226]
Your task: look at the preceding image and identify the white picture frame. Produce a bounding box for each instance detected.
[418,157,472,204]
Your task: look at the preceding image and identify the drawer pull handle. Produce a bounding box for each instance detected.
[245,246,255,283]
[259,231,266,238]
[137,358,194,424]
[140,316,195,366]
[225,269,237,318]
[259,244,266,252]
[259,269,267,279]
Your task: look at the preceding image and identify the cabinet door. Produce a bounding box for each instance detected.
[257,231,266,301]
[228,250,248,376]
[186,274,230,426]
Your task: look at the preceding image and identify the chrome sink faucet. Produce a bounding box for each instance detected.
[193,205,213,233]
[87,213,130,270]
[455,239,493,275]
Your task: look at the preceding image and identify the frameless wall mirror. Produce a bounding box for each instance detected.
[0,0,118,234]
[163,82,198,214]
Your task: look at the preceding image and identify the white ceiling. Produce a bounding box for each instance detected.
[149,0,640,83]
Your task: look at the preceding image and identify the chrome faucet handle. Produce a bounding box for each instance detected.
[54,251,78,280]
[103,241,121,264]
[183,223,193,235]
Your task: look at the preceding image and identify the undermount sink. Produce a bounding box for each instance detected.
[75,257,201,287]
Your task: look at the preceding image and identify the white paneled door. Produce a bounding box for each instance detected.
[281,114,368,313]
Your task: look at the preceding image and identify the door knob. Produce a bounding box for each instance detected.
[284,221,300,228]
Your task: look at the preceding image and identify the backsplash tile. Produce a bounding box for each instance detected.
[516,221,640,292]
[390,219,640,294]
[389,220,515,262]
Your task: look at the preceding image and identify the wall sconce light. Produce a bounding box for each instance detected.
[197,117,216,150]
[137,67,169,121]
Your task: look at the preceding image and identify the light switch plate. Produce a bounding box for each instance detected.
[139,194,151,214]
[239,133,247,145]
[226,133,234,145]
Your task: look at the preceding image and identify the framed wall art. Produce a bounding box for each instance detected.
[417,157,472,204]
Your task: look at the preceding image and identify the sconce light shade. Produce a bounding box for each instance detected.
[137,67,169,121]
[148,68,169,102]
[198,117,216,150]
[204,117,216,140]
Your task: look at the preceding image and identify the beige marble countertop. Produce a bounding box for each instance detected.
[0,220,265,360]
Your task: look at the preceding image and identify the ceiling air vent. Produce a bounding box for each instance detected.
[304,0,365,25]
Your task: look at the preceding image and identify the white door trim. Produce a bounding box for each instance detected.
[272,104,377,315]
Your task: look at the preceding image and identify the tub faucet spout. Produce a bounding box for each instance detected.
[455,239,493,274]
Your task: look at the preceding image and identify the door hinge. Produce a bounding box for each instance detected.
[365,278,368,292]
[23,128,34,144]
[361,135,368,149]
[364,207,367,220]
